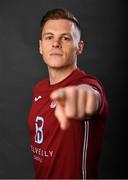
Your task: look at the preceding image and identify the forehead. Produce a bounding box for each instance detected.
[42,19,75,34]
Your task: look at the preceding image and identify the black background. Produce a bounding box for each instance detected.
[0,0,127,178]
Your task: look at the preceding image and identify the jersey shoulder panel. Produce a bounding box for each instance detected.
[32,79,49,95]
[78,70,108,118]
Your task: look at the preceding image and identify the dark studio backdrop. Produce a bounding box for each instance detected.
[0,0,126,179]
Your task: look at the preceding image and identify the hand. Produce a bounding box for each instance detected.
[50,84,100,130]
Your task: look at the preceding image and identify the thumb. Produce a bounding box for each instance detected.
[50,89,65,103]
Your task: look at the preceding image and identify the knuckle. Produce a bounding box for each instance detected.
[85,105,95,116]
[66,109,76,119]
[78,87,85,94]
[67,86,77,95]
[78,111,85,119]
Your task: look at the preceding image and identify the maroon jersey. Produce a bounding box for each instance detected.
[28,68,108,179]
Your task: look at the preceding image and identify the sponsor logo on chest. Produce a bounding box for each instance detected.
[34,95,42,102]
[50,100,57,108]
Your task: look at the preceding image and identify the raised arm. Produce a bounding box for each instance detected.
[50,84,101,130]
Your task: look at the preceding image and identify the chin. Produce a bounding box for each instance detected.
[48,62,65,68]
[49,65,64,69]
[48,63,71,70]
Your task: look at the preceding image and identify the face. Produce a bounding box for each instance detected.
[39,19,84,70]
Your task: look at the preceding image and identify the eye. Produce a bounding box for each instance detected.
[62,36,71,42]
[45,36,53,40]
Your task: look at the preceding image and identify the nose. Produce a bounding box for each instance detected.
[52,39,61,48]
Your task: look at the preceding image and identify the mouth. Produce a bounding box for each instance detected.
[50,53,63,56]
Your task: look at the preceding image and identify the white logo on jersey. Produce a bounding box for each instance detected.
[35,116,44,144]
[50,100,57,108]
[34,96,42,102]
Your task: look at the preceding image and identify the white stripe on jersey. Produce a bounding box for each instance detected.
[82,121,89,179]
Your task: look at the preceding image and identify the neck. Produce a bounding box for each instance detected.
[48,65,77,85]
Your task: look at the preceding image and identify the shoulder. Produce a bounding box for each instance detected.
[33,79,48,93]
[77,69,108,115]
[75,69,104,92]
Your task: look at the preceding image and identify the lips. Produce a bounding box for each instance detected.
[50,52,63,56]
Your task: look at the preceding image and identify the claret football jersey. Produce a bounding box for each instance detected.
[28,68,108,179]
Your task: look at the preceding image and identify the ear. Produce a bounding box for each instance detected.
[76,40,84,55]
[39,40,43,55]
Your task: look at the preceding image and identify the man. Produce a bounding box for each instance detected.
[28,8,108,179]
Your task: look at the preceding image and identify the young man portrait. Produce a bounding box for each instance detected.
[28,8,108,179]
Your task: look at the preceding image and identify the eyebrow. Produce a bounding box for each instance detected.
[42,32,53,36]
[42,32,71,37]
